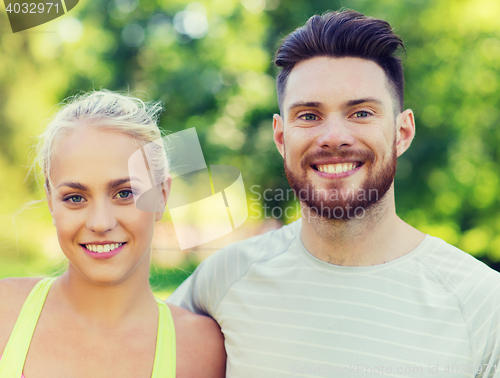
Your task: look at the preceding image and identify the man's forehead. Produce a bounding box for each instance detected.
[283,56,394,113]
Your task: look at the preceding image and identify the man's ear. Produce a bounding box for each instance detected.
[155,175,171,222]
[45,183,55,226]
[273,114,285,158]
[395,109,415,157]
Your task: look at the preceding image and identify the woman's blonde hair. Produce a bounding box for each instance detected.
[36,90,167,192]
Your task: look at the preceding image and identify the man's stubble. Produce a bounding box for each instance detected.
[283,139,397,220]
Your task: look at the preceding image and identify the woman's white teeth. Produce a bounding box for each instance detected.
[85,243,124,253]
[317,162,358,174]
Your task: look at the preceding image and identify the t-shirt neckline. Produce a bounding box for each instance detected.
[295,221,434,273]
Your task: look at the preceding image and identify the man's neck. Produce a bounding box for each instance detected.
[299,190,425,266]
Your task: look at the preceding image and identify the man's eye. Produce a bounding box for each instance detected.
[63,195,85,203]
[116,190,133,199]
[352,111,370,118]
[300,113,318,121]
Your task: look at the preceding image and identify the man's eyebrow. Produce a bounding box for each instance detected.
[287,98,384,113]
[345,97,384,107]
[56,177,143,190]
[287,101,322,113]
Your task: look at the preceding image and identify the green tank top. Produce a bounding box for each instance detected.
[0,278,176,378]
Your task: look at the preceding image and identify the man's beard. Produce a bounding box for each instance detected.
[284,142,397,220]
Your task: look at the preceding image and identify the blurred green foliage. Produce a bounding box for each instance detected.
[149,259,197,293]
[0,0,499,278]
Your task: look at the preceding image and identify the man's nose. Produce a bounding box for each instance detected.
[86,200,117,234]
[316,116,356,150]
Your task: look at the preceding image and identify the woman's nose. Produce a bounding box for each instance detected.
[86,200,117,233]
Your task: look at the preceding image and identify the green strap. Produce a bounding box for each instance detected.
[0,277,56,378]
[0,280,175,378]
[151,298,176,378]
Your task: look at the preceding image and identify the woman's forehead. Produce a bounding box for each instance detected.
[54,125,142,150]
[50,127,145,185]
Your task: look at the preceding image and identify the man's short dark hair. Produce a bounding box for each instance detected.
[274,10,405,114]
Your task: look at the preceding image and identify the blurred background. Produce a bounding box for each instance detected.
[1,0,499,296]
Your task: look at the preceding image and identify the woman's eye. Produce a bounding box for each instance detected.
[352,111,371,118]
[300,113,318,121]
[64,195,85,203]
[116,190,133,199]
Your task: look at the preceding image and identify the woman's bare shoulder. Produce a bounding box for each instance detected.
[0,277,44,302]
[0,277,44,307]
[0,277,44,353]
[167,303,226,378]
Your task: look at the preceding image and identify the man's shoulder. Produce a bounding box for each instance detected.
[166,220,301,313]
[420,236,500,357]
[205,218,301,268]
[419,235,500,305]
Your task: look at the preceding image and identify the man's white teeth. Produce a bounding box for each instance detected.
[85,243,124,253]
[317,162,358,174]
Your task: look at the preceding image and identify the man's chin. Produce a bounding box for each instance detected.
[285,146,397,221]
[304,199,369,221]
[293,179,391,220]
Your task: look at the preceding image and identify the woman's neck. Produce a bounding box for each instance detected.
[53,263,157,329]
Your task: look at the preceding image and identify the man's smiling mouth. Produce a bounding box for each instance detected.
[313,162,363,174]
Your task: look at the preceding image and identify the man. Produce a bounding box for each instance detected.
[168,10,500,377]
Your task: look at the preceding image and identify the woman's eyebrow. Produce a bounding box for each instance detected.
[106,177,132,189]
[107,176,147,188]
[56,177,144,191]
[56,181,88,190]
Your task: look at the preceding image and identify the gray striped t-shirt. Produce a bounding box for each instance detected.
[168,219,500,378]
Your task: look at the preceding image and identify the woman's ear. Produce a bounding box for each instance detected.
[45,183,55,226]
[155,175,171,222]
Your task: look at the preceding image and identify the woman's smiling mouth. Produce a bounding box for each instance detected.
[82,242,125,253]
[80,242,127,259]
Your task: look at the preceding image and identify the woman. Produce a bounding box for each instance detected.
[0,91,226,377]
